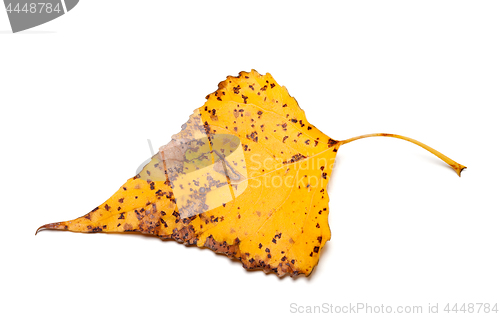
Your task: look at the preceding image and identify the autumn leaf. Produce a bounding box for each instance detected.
[36,70,466,277]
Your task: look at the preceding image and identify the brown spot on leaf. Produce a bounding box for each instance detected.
[328,138,338,147]
[283,153,307,164]
[123,223,133,231]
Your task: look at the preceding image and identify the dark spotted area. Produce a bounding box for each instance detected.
[246,131,258,143]
[203,235,239,258]
[170,226,198,244]
[233,85,241,94]
[202,234,303,277]
[328,138,338,147]
[283,153,307,164]
[111,196,310,277]
[241,253,303,277]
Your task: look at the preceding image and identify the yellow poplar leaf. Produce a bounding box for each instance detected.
[37,70,466,277]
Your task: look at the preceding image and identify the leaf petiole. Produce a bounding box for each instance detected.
[338,133,466,176]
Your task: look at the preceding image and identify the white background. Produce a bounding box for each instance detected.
[1,1,499,316]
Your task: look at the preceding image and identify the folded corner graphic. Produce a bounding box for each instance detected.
[4,0,79,33]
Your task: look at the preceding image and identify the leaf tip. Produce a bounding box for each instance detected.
[35,222,66,235]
